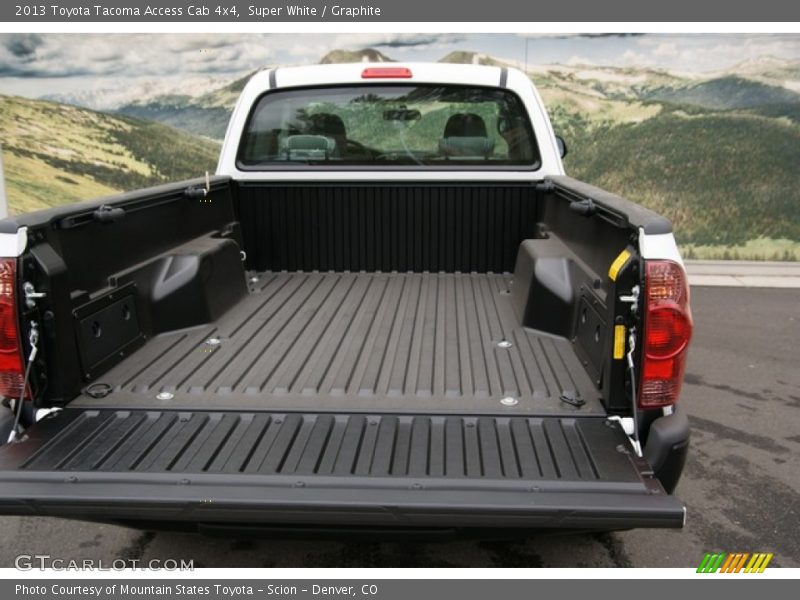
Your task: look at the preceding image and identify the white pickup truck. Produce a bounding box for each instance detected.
[0,62,692,534]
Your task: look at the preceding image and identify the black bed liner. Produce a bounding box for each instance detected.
[70,271,602,415]
[0,408,684,529]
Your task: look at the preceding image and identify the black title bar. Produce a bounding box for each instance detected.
[3,0,800,22]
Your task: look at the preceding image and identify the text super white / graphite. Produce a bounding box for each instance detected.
[248,5,382,17]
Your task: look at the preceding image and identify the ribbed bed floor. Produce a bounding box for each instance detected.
[73,272,601,415]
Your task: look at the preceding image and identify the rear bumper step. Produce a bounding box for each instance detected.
[0,409,685,529]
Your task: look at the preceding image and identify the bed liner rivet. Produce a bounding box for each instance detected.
[206,337,221,346]
[497,340,512,349]
[156,391,174,401]
[500,396,519,406]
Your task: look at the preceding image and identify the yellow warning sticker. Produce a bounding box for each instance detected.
[613,325,626,360]
[608,249,632,281]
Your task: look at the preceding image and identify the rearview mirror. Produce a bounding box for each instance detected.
[555,135,568,158]
[384,108,421,122]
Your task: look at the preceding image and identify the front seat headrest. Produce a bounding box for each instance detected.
[443,113,488,138]
[308,113,346,137]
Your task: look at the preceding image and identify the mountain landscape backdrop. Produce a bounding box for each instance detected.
[2,39,799,260]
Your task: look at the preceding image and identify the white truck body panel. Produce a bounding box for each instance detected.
[217,62,566,181]
[639,230,685,265]
[0,227,28,257]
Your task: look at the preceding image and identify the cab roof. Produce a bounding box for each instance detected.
[243,62,524,94]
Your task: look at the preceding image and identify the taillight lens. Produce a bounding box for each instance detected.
[639,260,693,408]
[0,258,28,399]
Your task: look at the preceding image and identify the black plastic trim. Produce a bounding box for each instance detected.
[0,176,232,232]
[548,176,673,235]
[0,483,686,530]
[643,406,690,494]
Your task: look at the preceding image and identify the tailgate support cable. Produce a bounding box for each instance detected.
[7,322,39,443]
[626,326,643,457]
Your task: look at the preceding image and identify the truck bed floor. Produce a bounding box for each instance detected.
[72,272,601,415]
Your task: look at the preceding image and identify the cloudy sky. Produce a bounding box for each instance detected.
[1,33,799,107]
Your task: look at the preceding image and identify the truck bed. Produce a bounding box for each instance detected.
[71,271,601,415]
[0,176,688,531]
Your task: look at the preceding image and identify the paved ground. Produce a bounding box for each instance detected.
[685,260,800,288]
[0,287,798,568]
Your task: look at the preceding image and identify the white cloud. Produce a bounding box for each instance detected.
[652,42,679,58]
[0,34,280,78]
[621,49,648,64]
[1,33,799,109]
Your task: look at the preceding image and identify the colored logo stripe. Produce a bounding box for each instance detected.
[697,552,773,573]
[745,553,773,573]
[697,553,726,573]
[720,553,736,572]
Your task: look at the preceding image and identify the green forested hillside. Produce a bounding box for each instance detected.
[116,72,255,140]
[115,101,232,141]
[0,94,218,214]
[555,107,800,246]
[643,76,800,110]
[534,63,800,259]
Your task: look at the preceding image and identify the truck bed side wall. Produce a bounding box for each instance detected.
[7,176,247,404]
[533,176,673,412]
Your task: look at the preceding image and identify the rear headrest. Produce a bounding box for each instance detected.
[444,113,488,137]
[280,135,337,160]
[439,137,495,158]
[308,113,346,137]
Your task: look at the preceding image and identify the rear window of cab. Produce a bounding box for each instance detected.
[237,84,541,169]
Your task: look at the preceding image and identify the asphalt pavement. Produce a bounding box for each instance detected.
[0,286,798,569]
[685,260,800,288]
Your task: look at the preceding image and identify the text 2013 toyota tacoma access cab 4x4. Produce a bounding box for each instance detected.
[0,63,692,533]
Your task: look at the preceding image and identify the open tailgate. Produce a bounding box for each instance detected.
[0,409,685,529]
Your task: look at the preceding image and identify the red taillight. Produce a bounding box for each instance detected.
[639,260,693,408]
[361,67,413,79]
[0,258,27,399]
